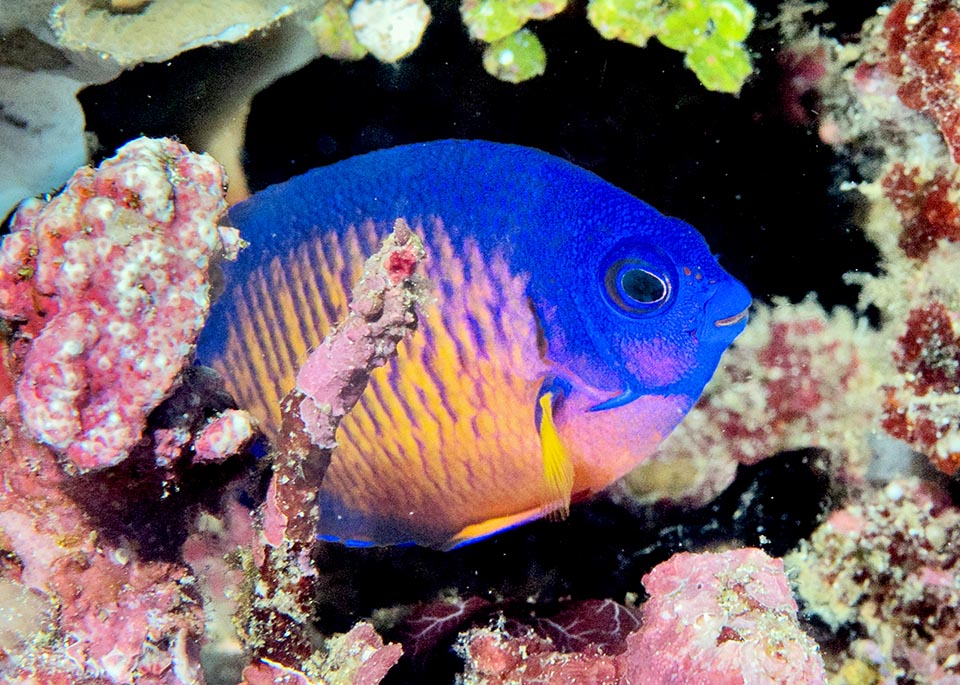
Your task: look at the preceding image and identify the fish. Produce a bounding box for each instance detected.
[195,140,751,549]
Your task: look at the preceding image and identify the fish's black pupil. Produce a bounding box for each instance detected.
[621,269,665,303]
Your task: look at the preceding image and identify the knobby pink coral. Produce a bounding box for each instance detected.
[0,396,206,683]
[0,137,241,472]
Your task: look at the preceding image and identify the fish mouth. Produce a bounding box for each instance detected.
[714,307,750,328]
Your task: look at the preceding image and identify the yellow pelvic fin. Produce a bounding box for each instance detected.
[538,391,574,520]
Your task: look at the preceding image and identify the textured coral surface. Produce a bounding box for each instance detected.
[884,0,960,164]
[0,137,234,472]
[458,549,826,685]
[787,480,960,684]
[0,380,207,683]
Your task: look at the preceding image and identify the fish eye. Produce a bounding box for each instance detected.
[603,258,672,315]
[620,268,667,304]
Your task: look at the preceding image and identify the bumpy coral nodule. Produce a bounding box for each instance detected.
[0,137,237,472]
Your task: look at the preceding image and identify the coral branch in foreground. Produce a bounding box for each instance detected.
[241,219,424,679]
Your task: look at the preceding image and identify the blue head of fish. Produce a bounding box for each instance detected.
[509,164,751,412]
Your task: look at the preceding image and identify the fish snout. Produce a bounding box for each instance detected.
[705,277,752,338]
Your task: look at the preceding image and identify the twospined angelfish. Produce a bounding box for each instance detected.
[195,140,751,549]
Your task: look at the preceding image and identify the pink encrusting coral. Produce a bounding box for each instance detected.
[238,219,422,679]
[0,395,206,684]
[620,548,826,685]
[240,623,403,685]
[0,139,257,684]
[457,548,826,685]
[193,408,258,464]
[458,627,621,685]
[0,137,242,472]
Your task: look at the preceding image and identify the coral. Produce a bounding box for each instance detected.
[458,626,621,685]
[882,296,960,476]
[240,623,402,685]
[240,219,424,676]
[0,399,207,684]
[0,137,238,472]
[397,594,640,670]
[349,0,432,63]
[851,233,960,476]
[458,549,825,685]
[620,548,826,685]
[529,599,641,654]
[587,0,756,93]
[482,28,547,83]
[772,5,960,479]
[884,0,960,165]
[786,480,960,684]
[0,139,266,684]
[881,162,960,260]
[49,0,297,68]
[193,409,257,464]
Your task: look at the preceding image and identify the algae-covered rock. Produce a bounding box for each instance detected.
[482,28,546,83]
[50,0,299,67]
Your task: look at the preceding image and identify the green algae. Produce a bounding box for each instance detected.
[587,0,756,93]
[310,2,368,61]
[461,0,568,42]
[482,28,546,83]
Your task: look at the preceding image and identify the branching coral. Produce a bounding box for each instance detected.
[239,218,424,680]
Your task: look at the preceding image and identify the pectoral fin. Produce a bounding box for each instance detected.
[537,387,575,520]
